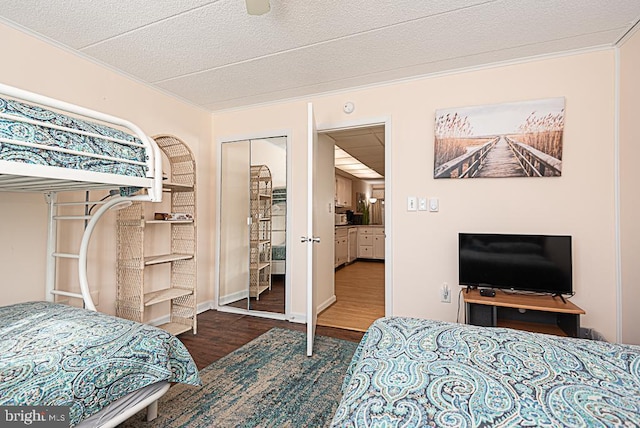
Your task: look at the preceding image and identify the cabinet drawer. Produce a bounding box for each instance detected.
[335,228,348,238]
[358,245,373,258]
[358,234,373,245]
[374,228,385,236]
[359,227,374,235]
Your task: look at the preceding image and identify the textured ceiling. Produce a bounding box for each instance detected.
[1,0,639,113]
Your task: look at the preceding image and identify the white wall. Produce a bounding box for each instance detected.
[619,28,640,345]
[0,22,214,318]
[213,50,619,341]
[0,20,629,343]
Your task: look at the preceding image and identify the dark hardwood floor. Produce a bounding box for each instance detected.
[225,275,285,313]
[176,309,364,370]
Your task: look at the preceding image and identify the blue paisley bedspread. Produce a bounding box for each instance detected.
[0,302,200,427]
[0,95,147,177]
[330,317,640,428]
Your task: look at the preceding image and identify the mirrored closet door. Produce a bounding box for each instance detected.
[219,136,287,314]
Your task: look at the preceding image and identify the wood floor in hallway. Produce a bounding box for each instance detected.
[317,260,385,332]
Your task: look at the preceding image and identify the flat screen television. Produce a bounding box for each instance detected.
[458,233,572,295]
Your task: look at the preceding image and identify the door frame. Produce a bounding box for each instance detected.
[215,130,293,321]
[317,116,393,317]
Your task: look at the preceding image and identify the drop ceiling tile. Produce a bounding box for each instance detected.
[1,0,639,111]
[163,15,624,109]
[0,0,638,111]
[201,27,623,111]
[78,0,490,82]
[0,0,215,49]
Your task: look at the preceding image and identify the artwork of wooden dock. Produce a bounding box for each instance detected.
[433,98,565,179]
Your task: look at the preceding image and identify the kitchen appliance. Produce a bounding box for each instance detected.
[335,213,348,225]
[346,210,354,223]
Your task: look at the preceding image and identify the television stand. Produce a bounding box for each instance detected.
[463,289,585,337]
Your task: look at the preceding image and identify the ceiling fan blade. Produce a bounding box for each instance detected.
[246,0,270,15]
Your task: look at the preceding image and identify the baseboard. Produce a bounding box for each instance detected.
[218,290,249,306]
[197,300,215,313]
[287,313,306,324]
[317,295,337,313]
[148,299,215,327]
[149,298,331,328]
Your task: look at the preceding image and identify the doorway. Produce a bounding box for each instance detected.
[217,135,289,318]
[316,123,388,332]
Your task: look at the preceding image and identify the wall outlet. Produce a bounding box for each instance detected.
[440,282,451,303]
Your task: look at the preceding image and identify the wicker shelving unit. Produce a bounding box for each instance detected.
[250,165,272,299]
[116,135,197,335]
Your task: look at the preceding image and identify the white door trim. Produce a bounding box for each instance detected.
[317,116,393,317]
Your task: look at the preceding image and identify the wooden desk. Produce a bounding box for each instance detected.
[463,289,585,337]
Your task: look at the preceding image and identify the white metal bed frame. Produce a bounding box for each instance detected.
[0,82,162,310]
[0,82,167,426]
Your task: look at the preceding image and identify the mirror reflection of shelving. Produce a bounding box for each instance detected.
[271,186,286,276]
[250,165,272,299]
[218,136,287,315]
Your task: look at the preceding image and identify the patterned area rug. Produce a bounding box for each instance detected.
[120,328,358,428]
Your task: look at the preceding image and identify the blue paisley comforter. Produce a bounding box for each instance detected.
[0,95,147,177]
[0,302,200,427]
[331,317,640,428]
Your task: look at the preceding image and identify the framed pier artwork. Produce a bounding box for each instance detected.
[433,97,565,179]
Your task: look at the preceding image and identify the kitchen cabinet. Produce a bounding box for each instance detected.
[347,227,358,263]
[335,175,352,207]
[373,228,385,259]
[335,227,348,267]
[358,226,385,260]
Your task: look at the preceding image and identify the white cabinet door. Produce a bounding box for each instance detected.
[373,235,385,259]
[335,228,348,266]
[373,228,385,259]
[335,175,352,207]
[347,228,358,262]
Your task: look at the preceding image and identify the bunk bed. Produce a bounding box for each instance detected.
[330,317,640,427]
[0,83,200,427]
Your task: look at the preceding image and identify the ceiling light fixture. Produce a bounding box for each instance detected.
[334,146,383,180]
[246,0,270,15]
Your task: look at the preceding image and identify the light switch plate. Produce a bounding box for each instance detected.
[407,196,417,211]
[418,198,427,211]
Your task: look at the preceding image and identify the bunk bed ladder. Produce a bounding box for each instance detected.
[45,191,92,306]
[45,191,148,311]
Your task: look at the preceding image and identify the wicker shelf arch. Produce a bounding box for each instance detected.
[116,134,197,335]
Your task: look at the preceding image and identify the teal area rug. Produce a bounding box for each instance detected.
[120,328,358,427]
